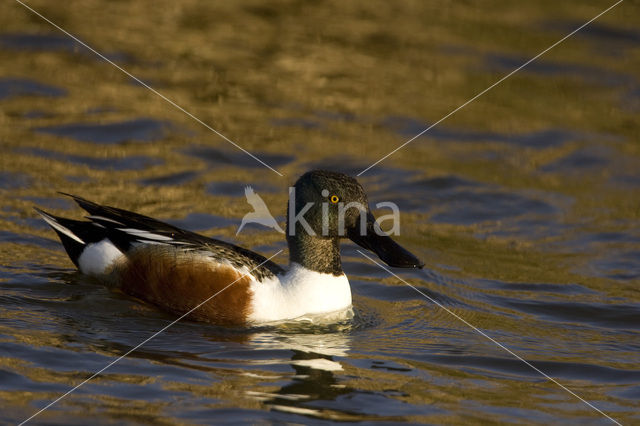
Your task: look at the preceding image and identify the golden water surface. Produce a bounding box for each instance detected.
[1,1,639,424]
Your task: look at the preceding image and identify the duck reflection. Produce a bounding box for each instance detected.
[242,323,354,414]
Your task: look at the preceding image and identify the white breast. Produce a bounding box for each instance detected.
[248,263,352,324]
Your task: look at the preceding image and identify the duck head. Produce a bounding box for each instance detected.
[286,170,424,274]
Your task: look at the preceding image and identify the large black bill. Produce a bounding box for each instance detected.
[347,212,424,269]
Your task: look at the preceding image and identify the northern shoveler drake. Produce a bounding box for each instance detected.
[36,170,423,325]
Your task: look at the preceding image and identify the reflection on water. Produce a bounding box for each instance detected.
[19,146,164,171]
[34,118,172,145]
[1,0,639,424]
[0,77,66,100]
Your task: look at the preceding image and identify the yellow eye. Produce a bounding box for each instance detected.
[330,195,340,204]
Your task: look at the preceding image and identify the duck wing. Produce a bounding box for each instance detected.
[60,193,285,280]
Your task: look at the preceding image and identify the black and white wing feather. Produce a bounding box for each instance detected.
[38,193,284,280]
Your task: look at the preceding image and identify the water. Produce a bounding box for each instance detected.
[1,1,639,424]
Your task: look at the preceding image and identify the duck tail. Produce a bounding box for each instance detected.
[34,207,100,268]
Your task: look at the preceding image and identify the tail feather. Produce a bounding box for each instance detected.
[36,207,85,244]
[35,207,106,268]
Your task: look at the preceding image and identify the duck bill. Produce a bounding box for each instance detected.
[347,212,424,269]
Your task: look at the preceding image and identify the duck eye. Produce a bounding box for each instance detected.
[330,195,340,204]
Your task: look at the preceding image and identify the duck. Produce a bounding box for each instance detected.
[36,170,423,325]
